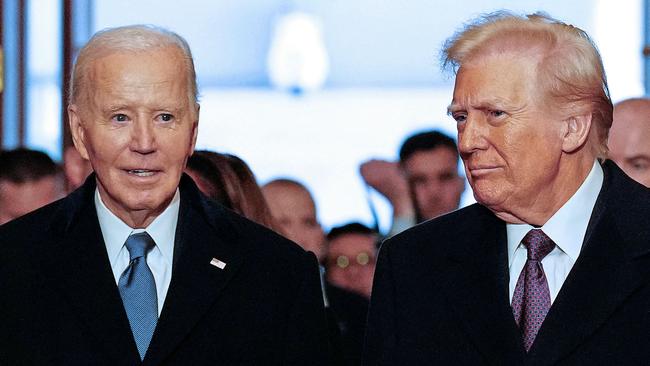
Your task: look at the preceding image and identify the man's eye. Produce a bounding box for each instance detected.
[632,160,650,171]
[453,114,467,123]
[112,114,129,123]
[490,110,505,117]
[158,113,174,122]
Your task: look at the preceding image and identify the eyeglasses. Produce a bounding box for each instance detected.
[329,252,375,269]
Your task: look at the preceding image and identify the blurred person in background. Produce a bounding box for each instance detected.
[608,98,650,187]
[262,178,327,261]
[185,150,233,208]
[263,178,369,366]
[63,145,93,193]
[0,148,64,225]
[325,222,378,299]
[360,130,465,236]
[186,150,275,228]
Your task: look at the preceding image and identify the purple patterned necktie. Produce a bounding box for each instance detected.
[511,229,555,352]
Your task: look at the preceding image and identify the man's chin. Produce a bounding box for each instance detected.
[114,191,175,215]
[472,188,507,210]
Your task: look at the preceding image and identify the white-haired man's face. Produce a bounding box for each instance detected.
[69,46,199,228]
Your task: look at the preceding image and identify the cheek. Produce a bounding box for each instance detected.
[640,174,650,187]
[163,132,194,163]
[329,270,346,281]
[413,184,428,198]
[85,131,128,162]
[629,170,648,183]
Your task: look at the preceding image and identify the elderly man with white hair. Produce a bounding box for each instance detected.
[0,25,329,365]
[364,12,650,365]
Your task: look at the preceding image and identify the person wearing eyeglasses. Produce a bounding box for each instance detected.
[325,222,378,299]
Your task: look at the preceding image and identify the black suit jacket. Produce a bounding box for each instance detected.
[364,161,650,365]
[326,283,369,366]
[0,174,330,365]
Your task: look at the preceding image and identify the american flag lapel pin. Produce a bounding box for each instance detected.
[210,257,227,270]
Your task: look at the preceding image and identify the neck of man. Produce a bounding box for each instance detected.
[120,209,165,229]
[98,185,172,229]
[494,151,596,226]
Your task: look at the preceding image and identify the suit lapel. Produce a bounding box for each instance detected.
[44,179,140,364]
[441,207,526,365]
[144,178,244,365]
[527,163,650,365]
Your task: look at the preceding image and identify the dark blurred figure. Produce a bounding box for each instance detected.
[262,178,369,366]
[325,222,378,299]
[0,148,64,224]
[63,145,93,193]
[608,98,650,187]
[185,151,233,208]
[185,150,275,228]
[360,130,465,236]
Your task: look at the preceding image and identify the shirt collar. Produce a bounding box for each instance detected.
[507,160,604,266]
[95,188,179,265]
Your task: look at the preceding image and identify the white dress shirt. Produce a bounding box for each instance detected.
[507,160,603,304]
[95,189,179,316]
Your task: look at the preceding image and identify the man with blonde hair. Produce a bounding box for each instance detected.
[365,12,650,365]
[0,25,329,364]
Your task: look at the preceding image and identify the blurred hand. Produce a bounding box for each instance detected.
[359,159,414,216]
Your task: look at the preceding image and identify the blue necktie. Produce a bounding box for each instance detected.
[118,232,158,360]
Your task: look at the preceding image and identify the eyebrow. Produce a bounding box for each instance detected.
[447,98,521,115]
[626,155,650,161]
[102,104,130,113]
[447,103,462,115]
[102,104,185,113]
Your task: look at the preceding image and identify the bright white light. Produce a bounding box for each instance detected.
[267,11,330,92]
[593,0,644,101]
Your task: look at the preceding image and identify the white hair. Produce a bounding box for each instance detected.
[69,24,198,105]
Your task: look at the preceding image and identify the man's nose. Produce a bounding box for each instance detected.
[130,118,156,154]
[458,114,488,157]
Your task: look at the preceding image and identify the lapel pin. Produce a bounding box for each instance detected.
[210,257,227,270]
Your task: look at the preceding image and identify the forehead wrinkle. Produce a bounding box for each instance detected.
[475,98,527,112]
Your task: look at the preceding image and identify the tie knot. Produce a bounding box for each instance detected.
[124,232,155,260]
[522,229,555,261]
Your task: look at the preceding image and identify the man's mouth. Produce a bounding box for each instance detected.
[468,165,501,177]
[127,169,157,177]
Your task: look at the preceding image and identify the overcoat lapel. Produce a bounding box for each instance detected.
[441,207,526,365]
[143,176,244,365]
[527,163,650,365]
[44,177,140,364]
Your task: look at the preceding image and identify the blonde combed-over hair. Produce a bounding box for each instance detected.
[442,11,613,158]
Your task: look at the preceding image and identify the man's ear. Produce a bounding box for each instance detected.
[68,104,90,160]
[562,112,592,153]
